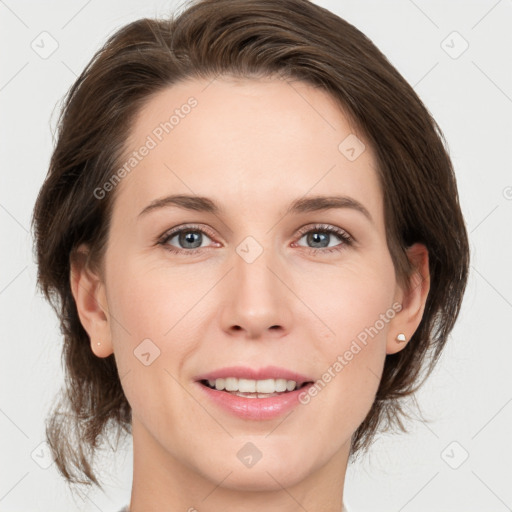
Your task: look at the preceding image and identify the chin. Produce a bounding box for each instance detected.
[215,467,307,493]
[199,448,314,492]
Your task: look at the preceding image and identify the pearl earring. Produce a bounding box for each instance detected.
[396,333,407,343]
[97,342,101,346]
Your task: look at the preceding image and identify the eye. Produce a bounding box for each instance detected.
[158,224,218,255]
[157,223,354,256]
[293,223,354,254]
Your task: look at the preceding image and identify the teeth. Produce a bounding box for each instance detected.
[239,378,256,392]
[206,377,300,393]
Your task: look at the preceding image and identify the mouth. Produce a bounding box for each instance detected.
[194,367,316,419]
[199,378,313,399]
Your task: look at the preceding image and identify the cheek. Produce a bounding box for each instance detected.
[104,250,210,383]
[297,252,396,345]
[107,251,200,332]
[296,256,395,421]
[103,254,206,430]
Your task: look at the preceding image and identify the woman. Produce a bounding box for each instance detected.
[32,0,469,510]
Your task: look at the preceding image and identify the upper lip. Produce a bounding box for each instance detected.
[195,366,314,386]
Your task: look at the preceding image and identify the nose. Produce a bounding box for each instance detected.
[218,242,293,340]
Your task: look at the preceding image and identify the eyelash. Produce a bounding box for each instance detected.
[157,223,354,256]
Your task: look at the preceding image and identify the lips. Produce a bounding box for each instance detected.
[195,366,314,421]
[194,365,313,387]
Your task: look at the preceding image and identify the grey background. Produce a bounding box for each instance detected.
[1,0,511,511]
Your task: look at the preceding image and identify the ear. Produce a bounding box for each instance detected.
[70,244,113,358]
[387,243,430,355]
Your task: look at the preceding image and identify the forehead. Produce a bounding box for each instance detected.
[113,76,383,226]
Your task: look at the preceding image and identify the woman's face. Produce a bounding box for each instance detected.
[88,76,420,494]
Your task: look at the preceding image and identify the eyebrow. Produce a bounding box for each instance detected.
[138,194,373,223]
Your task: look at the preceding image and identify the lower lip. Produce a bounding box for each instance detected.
[196,382,313,420]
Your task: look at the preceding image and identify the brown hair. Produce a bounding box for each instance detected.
[32,0,469,491]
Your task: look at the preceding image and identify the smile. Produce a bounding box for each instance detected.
[195,367,315,420]
[201,377,310,396]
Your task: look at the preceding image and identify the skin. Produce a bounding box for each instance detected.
[71,76,430,512]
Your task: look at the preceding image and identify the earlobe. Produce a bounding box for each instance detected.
[69,244,113,358]
[387,243,430,355]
